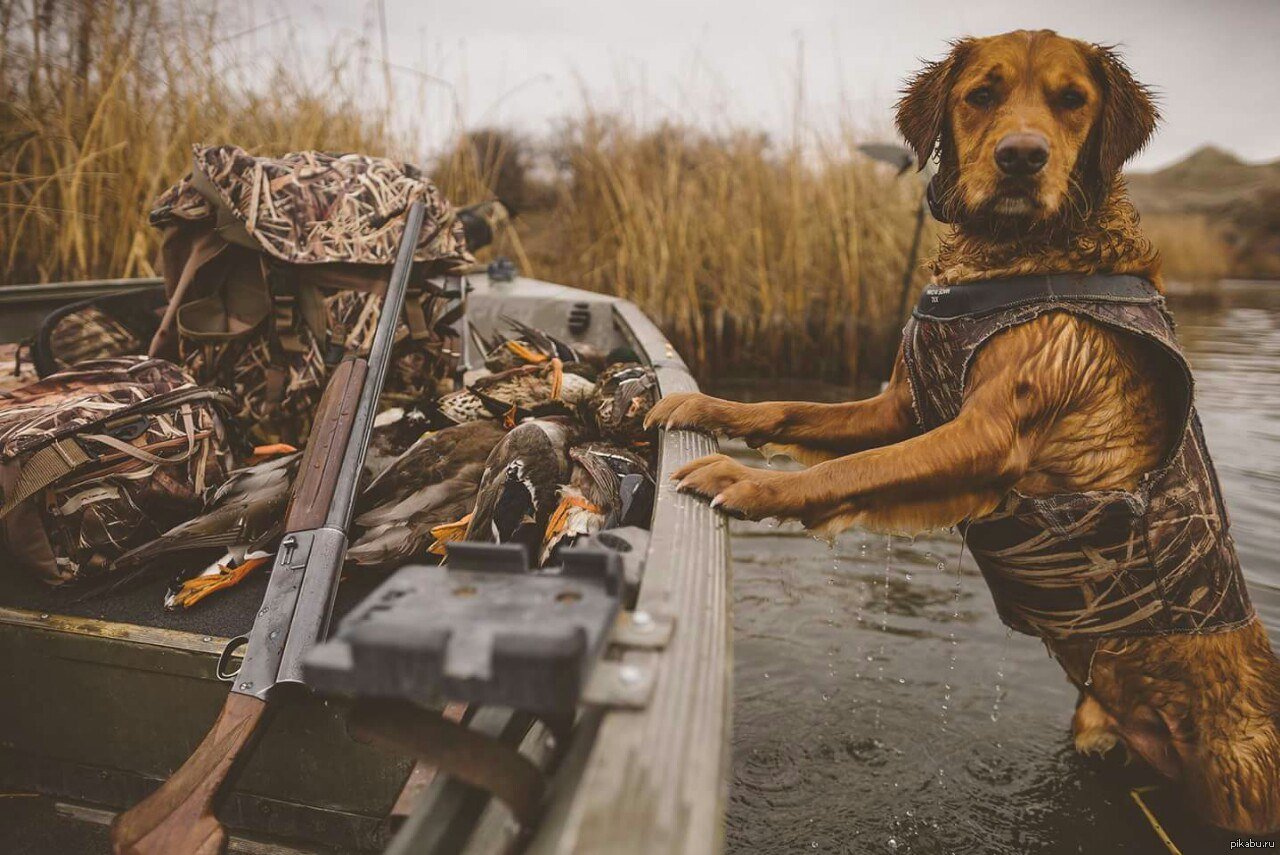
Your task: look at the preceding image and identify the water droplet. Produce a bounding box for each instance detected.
[887,838,899,850]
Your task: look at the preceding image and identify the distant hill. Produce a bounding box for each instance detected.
[1127,146,1280,279]
[1127,145,1280,215]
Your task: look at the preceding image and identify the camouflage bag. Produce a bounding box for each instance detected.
[0,356,236,586]
[32,286,168,375]
[148,144,473,446]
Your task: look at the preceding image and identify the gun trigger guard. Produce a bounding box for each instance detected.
[217,634,250,682]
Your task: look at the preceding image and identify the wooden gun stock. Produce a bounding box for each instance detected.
[110,693,267,855]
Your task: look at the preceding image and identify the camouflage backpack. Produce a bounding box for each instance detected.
[147,144,474,446]
[0,356,236,586]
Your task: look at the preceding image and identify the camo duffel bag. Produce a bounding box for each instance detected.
[0,356,236,586]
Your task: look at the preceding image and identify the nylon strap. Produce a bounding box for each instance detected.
[403,290,430,341]
[0,440,90,520]
[913,274,1159,321]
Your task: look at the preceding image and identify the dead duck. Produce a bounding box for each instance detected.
[432,359,596,426]
[103,451,301,608]
[366,406,432,479]
[346,420,508,570]
[453,417,578,559]
[589,363,659,444]
[473,316,584,372]
[541,443,654,563]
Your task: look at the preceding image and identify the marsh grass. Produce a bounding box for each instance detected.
[1,1,401,283]
[1143,213,1233,286]
[8,1,1234,385]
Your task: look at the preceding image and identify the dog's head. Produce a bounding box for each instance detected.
[896,30,1158,229]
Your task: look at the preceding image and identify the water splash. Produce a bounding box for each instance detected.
[873,535,893,730]
[990,626,1012,723]
[940,552,958,734]
[937,535,967,793]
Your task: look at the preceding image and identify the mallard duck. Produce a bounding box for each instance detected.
[473,316,584,372]
[541,443,654,563]
[346,420,507,570]
[103,451,301,608]
[457,418,578,559]
[366,406,432,478]
[590,363,659,444]
[432,359,596,426]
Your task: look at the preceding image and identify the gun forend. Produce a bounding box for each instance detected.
[283,358,369,532]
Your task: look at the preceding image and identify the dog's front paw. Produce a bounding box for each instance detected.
[644,392,774,440]
[1073,727,1121,759]
[1072,694,1124,760]
[671,453,798,521]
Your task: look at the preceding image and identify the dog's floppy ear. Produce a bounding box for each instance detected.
[1088,44,1159,179]
[896,39,975,170]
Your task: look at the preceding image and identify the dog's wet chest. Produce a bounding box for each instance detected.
[1019,336,1175,496]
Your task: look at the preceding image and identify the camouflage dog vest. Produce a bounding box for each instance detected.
[902,274,1253,640]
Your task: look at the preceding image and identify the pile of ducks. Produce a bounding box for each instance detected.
[104,319,659,608]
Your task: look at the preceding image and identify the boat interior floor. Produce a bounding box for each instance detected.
[0,557,394,638]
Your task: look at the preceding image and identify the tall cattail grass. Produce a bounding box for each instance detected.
[1,1,402,283]
[1,0,936,385]
[435,120,932,382]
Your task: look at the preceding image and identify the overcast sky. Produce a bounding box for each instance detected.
[271,0,1280,170]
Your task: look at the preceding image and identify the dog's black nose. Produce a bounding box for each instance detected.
[995,133,1050,176]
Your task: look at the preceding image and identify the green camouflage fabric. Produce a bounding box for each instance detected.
[151,145,473,272]
[150,145,467,446]
[902,292,1253,640]
[35,288,169,375]
[177,281,459,445]
[0,344,39,395]
[45,306,147,368]
[0,356,235,586]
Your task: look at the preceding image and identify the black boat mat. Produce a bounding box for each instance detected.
[0,554,395,640]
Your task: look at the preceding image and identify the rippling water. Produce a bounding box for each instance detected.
[722,281,1280,854]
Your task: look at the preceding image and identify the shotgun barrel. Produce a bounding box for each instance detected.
[110,201,428,855]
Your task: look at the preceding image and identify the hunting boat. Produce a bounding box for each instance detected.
[0,270,731,854]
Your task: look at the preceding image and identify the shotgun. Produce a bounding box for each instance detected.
[111,201,428,855]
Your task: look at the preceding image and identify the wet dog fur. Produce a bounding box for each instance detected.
[645,30,1280,834]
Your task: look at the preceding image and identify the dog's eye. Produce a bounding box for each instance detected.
[1060,89,1086,109]
[966,87,995,108]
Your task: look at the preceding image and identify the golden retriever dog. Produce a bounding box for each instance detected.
[646,30,1280,834]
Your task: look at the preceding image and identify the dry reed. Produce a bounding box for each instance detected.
[3,0,934,384]
[436,120,931,383]
[1,1,400,284]
[1142,213,1233,285]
